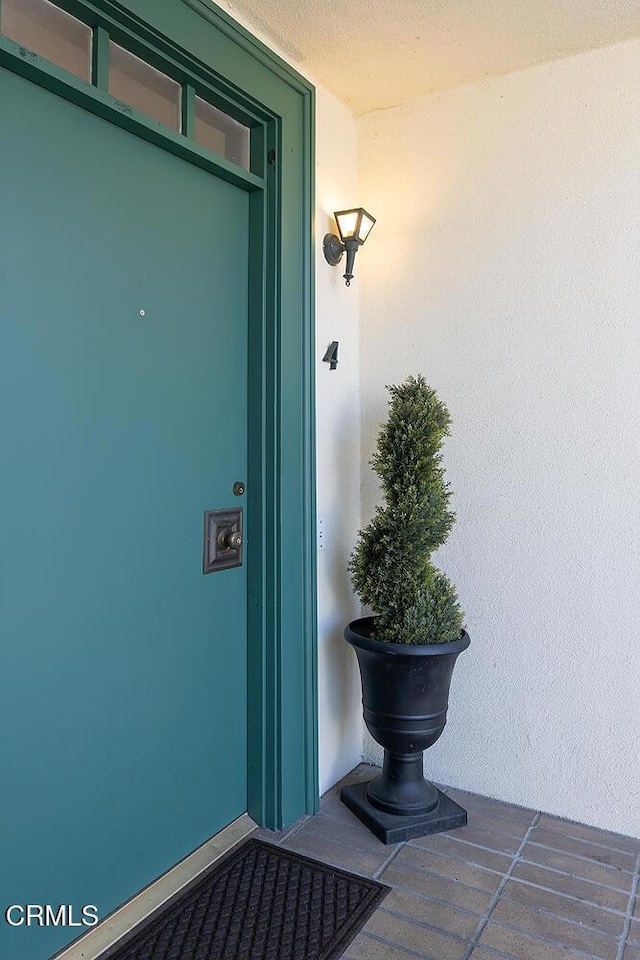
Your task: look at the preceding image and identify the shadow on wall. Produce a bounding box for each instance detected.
[317,396,366,791]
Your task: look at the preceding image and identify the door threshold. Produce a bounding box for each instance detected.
[52,814,257,960]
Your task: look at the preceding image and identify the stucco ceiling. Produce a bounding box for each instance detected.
[224,0,640,114]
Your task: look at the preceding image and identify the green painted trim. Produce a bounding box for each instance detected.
[250,121,266,181]
[246,185,270,826]
[57,0,276,126]
[302,90,319,817]
[262,115,284,828]
[182,82,195,137]
[180,0,314,97]
[1,0,318,831]
[91,24,109,89]
[161,0,319,827]
[0,38,263,192]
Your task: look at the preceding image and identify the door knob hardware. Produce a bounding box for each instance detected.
[218,529,242,552]
[233,481,245,496]
[203,508,243,573]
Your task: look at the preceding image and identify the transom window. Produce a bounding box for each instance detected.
[0,0,252,171]
[108,41,182,131]
[1,0,91,81]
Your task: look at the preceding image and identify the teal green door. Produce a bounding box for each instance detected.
[1,68,249,957]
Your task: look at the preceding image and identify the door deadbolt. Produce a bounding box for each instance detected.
[203,508,243,573]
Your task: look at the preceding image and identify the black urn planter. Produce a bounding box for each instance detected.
[342,616,470,843]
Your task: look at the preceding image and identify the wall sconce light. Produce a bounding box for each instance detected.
[323,208,376,286]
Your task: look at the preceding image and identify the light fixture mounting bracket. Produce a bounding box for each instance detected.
[323,233,345,266]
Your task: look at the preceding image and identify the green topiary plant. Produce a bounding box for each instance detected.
[349,374,464,644]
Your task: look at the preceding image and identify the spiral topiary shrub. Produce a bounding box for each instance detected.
[349,374,464,645]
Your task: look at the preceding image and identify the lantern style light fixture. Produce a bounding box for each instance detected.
[323,208,376,286]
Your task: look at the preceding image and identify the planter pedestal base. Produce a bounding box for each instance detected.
[341,780,467,844]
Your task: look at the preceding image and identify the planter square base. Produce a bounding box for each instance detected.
[341,780,467,844]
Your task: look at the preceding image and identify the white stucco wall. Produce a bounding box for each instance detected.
[357,41,640,837]
[314,88,364,794]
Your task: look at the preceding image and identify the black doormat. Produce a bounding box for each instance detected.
[101,838,388,960]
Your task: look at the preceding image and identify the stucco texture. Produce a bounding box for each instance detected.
[357,41,640,838]
[314,86,364,795]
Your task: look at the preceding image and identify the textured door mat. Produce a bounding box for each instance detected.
[101,837,388,960]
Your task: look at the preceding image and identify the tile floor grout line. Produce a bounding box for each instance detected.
[385,873,626,936]
[383,859,510,897]
[532,821,640,857]
[373,841,406,881]
[448,806,540,826]
[357,928,444,960]
[383,878,490,915]
[467,942,547,960]
[454,805,638,857]
[512,856,633,894]
[615,849,640,960]
[474,936,603,960]
[284,834,631,921]
[319,771,640,959]
[447,821,534,843]
[292,822,401,861]
[320,797,519,834]
[439,826,525,845]
[277,814,314,843]
[526,837,639,864]
[486,916,619,960]
[389,838,632,901]
[374,903,469,944]
[404,840,515,873]
[378,898,480,923]
[520,825,638,858]
[500,874,630,917]
[320,805,518,845]
[402,839,632,895]
[494,897,620,950]
[531,827,635,860]
[316,774,639,960]
[460,810,541,960]
[446,790,534,810]
[411,832,529,858]
[410,831,635,877]
[491,894,624,941]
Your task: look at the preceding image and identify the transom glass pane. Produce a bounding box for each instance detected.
[109,42,181,131]
[1,0,91,82]
[195,97,250,171]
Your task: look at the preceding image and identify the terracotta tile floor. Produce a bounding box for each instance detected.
[256,765,640,960]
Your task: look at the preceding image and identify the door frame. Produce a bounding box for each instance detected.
[0,0,317,830]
